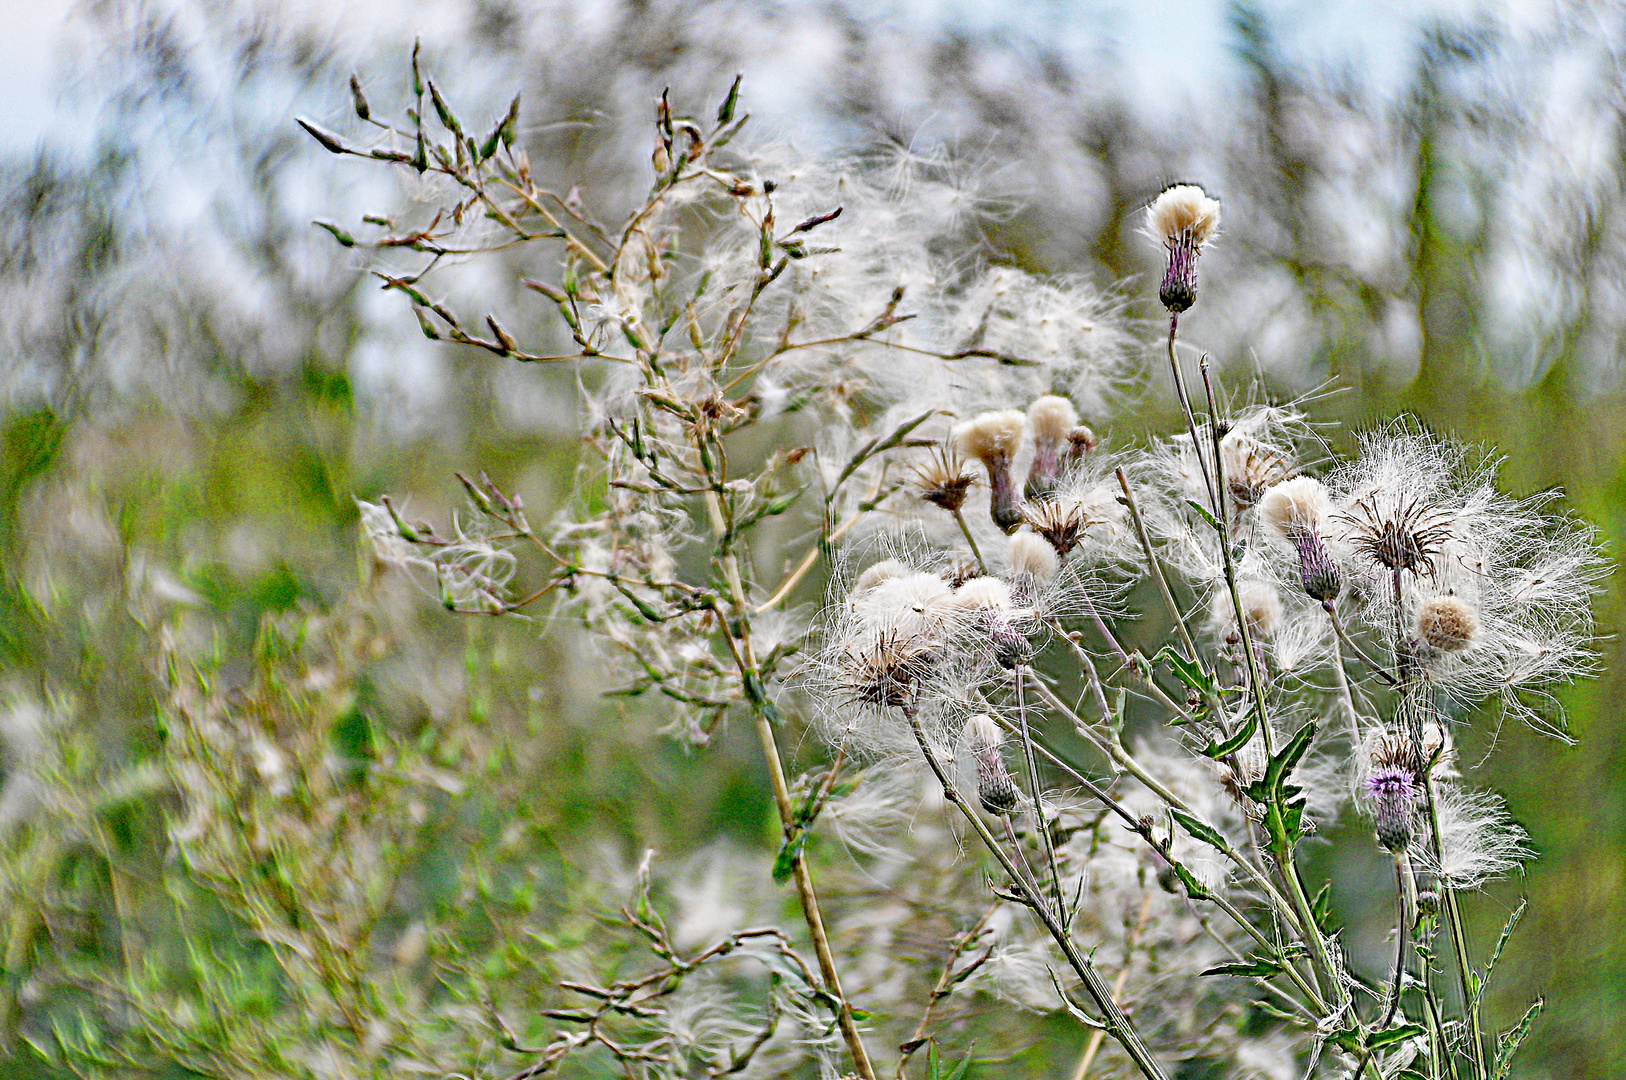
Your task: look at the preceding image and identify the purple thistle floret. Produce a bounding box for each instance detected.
[1367,766,1418,853]
[1160,237,1199,313]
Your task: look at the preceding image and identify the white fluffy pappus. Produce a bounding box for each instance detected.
[1144,184,1222,248]
[1327,421,1607,739]
[1420,782,1535,889]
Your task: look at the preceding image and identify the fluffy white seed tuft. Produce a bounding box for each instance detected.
[953,410,1026,464]
[1007,529,1059,582]
[953,576,1014,612]
[1416,594,1479,652]
[1026,395,1079,444]
[1144,184,1222,247]
[1259,476,1330,539]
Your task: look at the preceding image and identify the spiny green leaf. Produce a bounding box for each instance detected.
[1170,808,1229,852]
[1186,498,1223,533]
[1492,998,1543,1080]
[1367,1023,1425,1050]
[1482,898,1528,999]
[1170,861,1211,901]
[1311,881,1333,933]
[1267,720,1317,788]
[1200,714,1257,758]
[1251,998,1312,1028]
[1200,958,1285,979]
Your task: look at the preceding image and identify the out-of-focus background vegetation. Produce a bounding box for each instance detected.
[3,1,1624,1076]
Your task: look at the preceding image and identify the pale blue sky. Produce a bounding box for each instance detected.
[0,0,1493,158]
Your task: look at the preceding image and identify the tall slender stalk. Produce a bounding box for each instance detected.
[1184,354,1342,1008]
[902,710,1171,1080]
[1382,854,1411,1027]
[1012,665,1066,913]
[1424,775,1487,1080]
[1115,466,1200,663]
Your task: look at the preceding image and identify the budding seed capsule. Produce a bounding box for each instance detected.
[966,714,1018,815]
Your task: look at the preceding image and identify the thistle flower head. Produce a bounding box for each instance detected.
[1363,733,1422,853]
[1026,395,1078,445]
[1259,477,1330,540]
[848,570,956,641]
[912,444,977,514]
[1259,477,1341,602]
[1067,424,1099,458]
[953,575,1031,668]
[953,409,1026,465]
[1144,183,1221,313]
[1415,592,1479,653]
[1006,528,1059,608]
[1024,395,1078,501]
[954,410,1027,533]
[1145,184,1223,249]
[952,575,1015,613]
[964,713,1018,815]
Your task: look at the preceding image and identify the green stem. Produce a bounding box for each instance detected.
[1383,854,1410,1027]
[1012,665,1066,915]
[1115,466,1200,664]
[1165,317,1218,514]
[1193,355,1344,1009]
[903,711,1170,1080]
[1424,776,1487,1080]
[952,508,988,574]
[1022,674,1309,942]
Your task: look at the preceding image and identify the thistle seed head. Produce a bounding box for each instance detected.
[838,631,940,710]
[1026,395,1078,444]
[1416,593,1479,652]
[965,713,1018,815]
[1342,495,1452,579]
[1007,529,1058,580]
[1259,477,1330,540]
[952,409,1026,466]
[1220,431,1290,511]
[1024,395,1079,502]
[1067,424,1100,461]
[953,576,1031,668]
[851,558,908,601]
[1144,184,1221,313]
[912,445,977,514]
[1259,478,1341,600]
[1022,498,1088,558]
[951,573,1008,606]
[1145,184,1223,249]
[1294,531,1342,602]
[954,410,1027,534]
